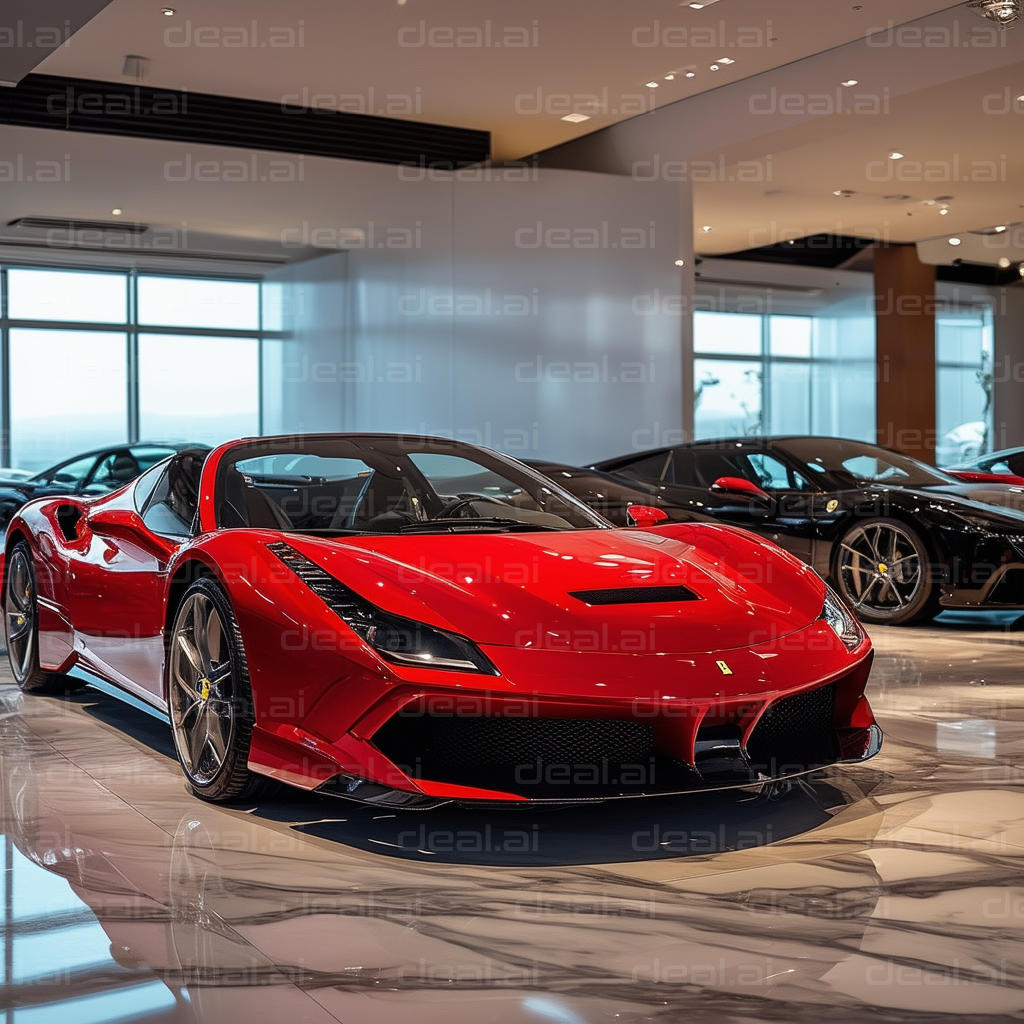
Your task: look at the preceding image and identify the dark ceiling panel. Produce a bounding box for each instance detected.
[711,234,877,270]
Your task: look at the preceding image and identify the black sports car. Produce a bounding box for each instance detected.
[0,442,205,532]
[526,460,714,527]
[591,436,1024,625]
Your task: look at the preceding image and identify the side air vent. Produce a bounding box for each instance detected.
[54,504,83,542]
[568,585,699,606]
[0,75,490,168]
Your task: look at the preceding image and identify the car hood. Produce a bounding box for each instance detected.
[285,524,826,654]
[915,483,1024,520]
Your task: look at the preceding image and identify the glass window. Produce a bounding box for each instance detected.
[746,453,812,491]
[7,268,127,324]
[9,330,128,472]
[935,309,993,466]
[140,452,205,538]
[614,452,671,483]
[138,276,259,330]
[138,335,259,447]
[768,316,812,357]
[694,359,763,439]
[694,311,760,355]
[130,445,181,470]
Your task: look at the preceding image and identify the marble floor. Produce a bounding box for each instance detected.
[1,613,1022,1024]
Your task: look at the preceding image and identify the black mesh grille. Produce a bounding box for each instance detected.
[371,714,685,798]
[745,682,838,774]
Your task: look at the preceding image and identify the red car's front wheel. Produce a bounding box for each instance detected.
[167,576,270,803]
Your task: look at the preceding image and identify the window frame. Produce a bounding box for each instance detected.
[0,265,276,469]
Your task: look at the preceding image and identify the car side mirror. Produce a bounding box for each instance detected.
[626,504,670,527]
[710,476,771,504]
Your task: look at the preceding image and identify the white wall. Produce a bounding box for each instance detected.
[271,168,689,465]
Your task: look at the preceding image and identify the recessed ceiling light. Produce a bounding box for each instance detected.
[889,151,904,160]
[674,259,686,266]
[1017,94,1024,102]
[111,208,123,215]
[160,7,175,14]
[701,225,713,233]
[998,257,1012,268]
[689,2,705,7]
[664,74,675,81]
[717,57,735,65]
[1019,265,1024,277]
[948,237,962,246]
[940,207,950,215]
[994,224,1007,232]
[646,81,659,88]
[841,79,858,87]
[833,189,855,198]
[709,64,720,71]
[561,113,590,123]
[685,71,696,78]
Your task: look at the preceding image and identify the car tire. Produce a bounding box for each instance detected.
[4,540,87,694]
[167,576,274,803]
[832,517,939,626]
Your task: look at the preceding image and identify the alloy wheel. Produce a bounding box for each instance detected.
[170,593,235,785]
[5,547,35,682]
[837,521,924,620]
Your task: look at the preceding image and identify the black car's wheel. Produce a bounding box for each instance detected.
[167,576,270,803]
[5,541,85,694]
[833,518,939,626]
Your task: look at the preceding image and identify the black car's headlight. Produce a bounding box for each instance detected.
[820,587,864,651]
[269,542,498,674]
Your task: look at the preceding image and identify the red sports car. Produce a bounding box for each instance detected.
[3,435,880,806]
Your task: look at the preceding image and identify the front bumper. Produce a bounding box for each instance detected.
[247,619,879,805]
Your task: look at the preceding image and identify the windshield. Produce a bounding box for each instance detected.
[781,438,961,488]
[215,436,610,535]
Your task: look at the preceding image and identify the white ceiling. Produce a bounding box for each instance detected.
[34,0,959,162]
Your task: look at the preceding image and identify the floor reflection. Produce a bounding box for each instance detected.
[1,612,1022,1023]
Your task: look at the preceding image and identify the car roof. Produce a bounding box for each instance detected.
[596,435,843,465]
[45,441,208,470]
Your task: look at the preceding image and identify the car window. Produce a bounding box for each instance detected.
[133,460,167,512]
[140,450,205,539]
[613,452,671,483]
[746,453,813,492]
[983,460,1012,475]
[1008,453,1024,476]
[131,446,180,471]
[88,450,140,491]
[667,449,697,486]
[44,454,97,486]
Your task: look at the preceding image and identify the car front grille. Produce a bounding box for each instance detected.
[745,682,838,775]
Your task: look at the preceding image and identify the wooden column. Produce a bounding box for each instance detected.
[873,244,937,464]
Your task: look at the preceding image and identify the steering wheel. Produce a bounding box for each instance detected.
[437,495,508,520]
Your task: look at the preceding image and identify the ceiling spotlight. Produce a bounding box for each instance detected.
[948,237,962,246]
[160,6,175,14]
[701,225,713,232]
[710,64,720,71]
[1019,265,1024,276]
[685,71,696,78]
[689,2,705,7]
[664,74,675,80]
[674,259,686,266]
[561,113,590,123]
[998,257,1012,268]
[833,189,855,197]
[994,224,1007,232]
[888,151,904,160]
[965,0,1024,28]
[646,81,660,88]
[716,57,735,65]
[111,208,123,216]
[940,207,950,215]
[840,79,859,87]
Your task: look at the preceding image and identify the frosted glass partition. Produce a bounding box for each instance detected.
[935,307,994,465]
[9,329,128,470]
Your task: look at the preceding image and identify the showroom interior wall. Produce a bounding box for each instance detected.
[264,169,688,466]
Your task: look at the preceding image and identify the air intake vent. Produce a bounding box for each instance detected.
[8,217,150,236]
[568,585,699,605]
[0,75,490,168]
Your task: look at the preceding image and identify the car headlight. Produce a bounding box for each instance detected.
[269,542,498,674]
[820,586,864,651]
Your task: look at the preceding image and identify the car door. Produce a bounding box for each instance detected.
[65,456,199,702]
[672,447,821,562]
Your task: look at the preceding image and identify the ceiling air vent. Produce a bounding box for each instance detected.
[7,217,150,236]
